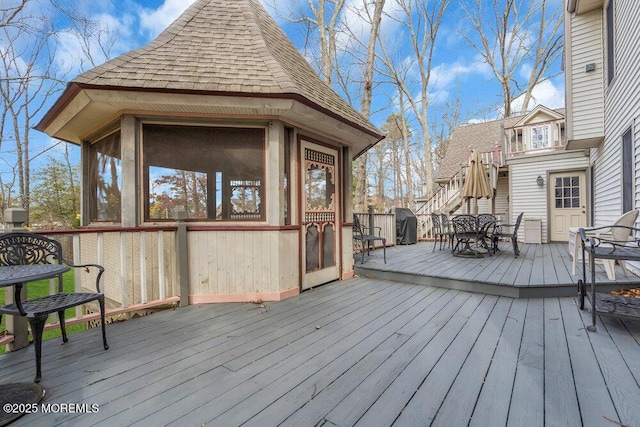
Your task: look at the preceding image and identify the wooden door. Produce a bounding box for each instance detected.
[549,171,587,242]
[301,141,340,289]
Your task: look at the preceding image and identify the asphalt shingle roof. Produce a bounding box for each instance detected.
[437,107,565,181]
[72,0,379,136]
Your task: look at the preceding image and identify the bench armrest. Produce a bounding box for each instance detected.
[62,259,105,293]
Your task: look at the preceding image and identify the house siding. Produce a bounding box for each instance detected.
[510,153,590,243]
[566,9,605,142]
[589,0,640,225]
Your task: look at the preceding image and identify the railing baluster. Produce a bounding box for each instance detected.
[120,232,128,308]
[140,231,147,304]
[73,233,82,318]
[158,230,166,300]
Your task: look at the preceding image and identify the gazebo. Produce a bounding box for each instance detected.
[36,0,382,304]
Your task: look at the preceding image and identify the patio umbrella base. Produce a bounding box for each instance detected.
[454,248,485,258]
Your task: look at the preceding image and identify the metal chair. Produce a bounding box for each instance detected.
[352,215,386,264]
[440,213,454,250]
[430,213,445,252]
[451,214,483,257]
[477,214,497,253]
[491,212,524,257]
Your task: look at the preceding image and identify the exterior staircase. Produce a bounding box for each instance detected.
[415,149,504,239]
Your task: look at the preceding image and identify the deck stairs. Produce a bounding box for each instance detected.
[415,148,504,227]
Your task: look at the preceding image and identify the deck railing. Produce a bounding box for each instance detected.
[1,226,183,348]
[354,212,396,247]
[353,210,440,244]
[416,147,504,219]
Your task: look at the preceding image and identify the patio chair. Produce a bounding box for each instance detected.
[451,214,484,257]
[570,209,639,279]
[440,213,454,250]
[491,212,524,257]
[430,213,445,252]
[477,214,497,253]
[353,215,386,264]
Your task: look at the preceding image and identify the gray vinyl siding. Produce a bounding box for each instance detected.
[590,0,640,226]
[568,9,605,141]
[510,153,590,243]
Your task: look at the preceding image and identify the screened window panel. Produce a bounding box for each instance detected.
[143,125,265,221]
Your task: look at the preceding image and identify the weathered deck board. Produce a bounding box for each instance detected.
[558,297,619,425]
[430,297,513,426]
[1,278,640,426]
[356,242,640,297]
[507,298,545,426]
[543,298,581,426]
[469,298,527,426]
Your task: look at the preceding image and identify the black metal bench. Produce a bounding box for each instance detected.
[352,215,386,264]
[578,225,640,332]
[0,232,108,382]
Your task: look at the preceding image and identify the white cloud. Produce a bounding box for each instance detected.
[429,56,492,91]
[511,78,565,113]
[54,12,135,75]
[139,0,197,38]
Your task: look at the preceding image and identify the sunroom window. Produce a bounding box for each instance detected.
[143,125,265,221]
[89,131,122,222]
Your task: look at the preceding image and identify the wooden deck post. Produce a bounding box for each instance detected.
[2,208,29,350]
[368,205,375,235]
[175,210,190,307]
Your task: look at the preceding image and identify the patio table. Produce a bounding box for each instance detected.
[451,215,496,257]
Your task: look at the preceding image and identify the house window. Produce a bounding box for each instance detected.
[89,131,122,222]
[622,127,633,212]
[606,0,615,85]
[531,125,549,149]
[143,125,265,221]
[555,176,581,209]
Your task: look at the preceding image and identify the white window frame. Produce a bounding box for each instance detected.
[530,125,549,150]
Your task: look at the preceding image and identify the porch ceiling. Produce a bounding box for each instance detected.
[35,85,381,158]
[566,136,604,150]
[568,0,604,14]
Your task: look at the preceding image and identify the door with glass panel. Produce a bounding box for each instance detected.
[301,141,340,289]
[549,171,587,241]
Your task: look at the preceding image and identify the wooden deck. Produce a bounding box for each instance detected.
[355,242,640,298]
[2,277,640,426]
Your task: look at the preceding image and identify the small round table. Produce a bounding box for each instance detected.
[0,382,44,426]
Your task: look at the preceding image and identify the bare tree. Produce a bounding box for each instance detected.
[352,0,385,212]
[268,0,386,212]
[0,1,120,223]
[0,12,60,220]
[0,1,28,30]
[431,94,461,172]
[460,0,563,116]
[51,1,120,71]
[265,0,346,84]
[377,0,451,200]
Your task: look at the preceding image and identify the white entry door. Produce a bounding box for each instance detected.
[301,141,340,290]
[549,171,587,241]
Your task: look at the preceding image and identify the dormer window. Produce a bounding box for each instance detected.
[531,125,549,149]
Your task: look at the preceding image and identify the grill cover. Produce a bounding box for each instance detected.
[396,208,417,244]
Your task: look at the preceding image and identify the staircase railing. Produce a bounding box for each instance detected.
[416,147,504,217]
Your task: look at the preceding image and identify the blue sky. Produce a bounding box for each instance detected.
[54,0,565,128]
[2,0,565,195]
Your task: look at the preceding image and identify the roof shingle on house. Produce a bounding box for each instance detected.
[69,0,379,138]
[437,116,519,182]
[437,107,565,182]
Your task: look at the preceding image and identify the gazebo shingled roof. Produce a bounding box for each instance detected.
[37,0,382,153]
